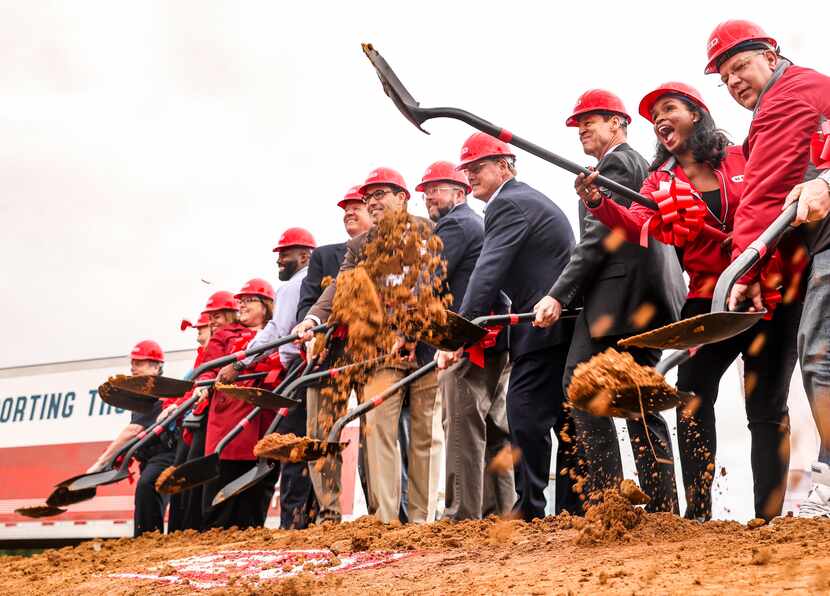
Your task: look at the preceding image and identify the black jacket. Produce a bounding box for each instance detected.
[460,177,575,358]
[435,202,509,352]
[548,143,685,337]
[296,242,347,322]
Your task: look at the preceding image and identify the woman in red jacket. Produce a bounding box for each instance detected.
[579,82,801,521]
[200,278,279,530]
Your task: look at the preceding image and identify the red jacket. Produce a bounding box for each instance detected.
[733,64,830,276]
[590,146,745,299]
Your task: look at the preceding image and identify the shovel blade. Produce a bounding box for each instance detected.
[156,454,220,495]
[211,460,275,507]
[216,384,301,410]
[255,437,348,463]
[423,311,488,351]
[67,468,126,492]
[618,311,766,350]
[107,374,194,398]
[361,43,429,134]
[98,382,159,413]
[46,486,96,508]
[15,505,67,518]
[571,385,696,419]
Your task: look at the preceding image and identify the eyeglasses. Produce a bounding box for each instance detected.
[719,51,766,87]
[462,159,501,175]
[238,296,263,305]
[364,189,395,201]
[422,186,457,197]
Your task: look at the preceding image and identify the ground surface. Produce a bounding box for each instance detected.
[3,502,830,595]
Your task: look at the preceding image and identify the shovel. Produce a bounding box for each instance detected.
[618,203,797,350]
[63,325,328,492]
[99,372,267,413]
[218,353,394,409]
[361,43,727,242]
[254,359,440,463]
[154,358,312,495]
[425,310,581,351]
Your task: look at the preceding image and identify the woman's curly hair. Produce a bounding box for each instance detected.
[649,95,731,171]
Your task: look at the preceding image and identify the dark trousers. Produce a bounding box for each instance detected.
[677,298,801,521]
[134,448,175,537]
[507,344,570,521]
[167,424,207,533]
[564,315,678,514]
[275,397,317,529]
[202,458,279,530]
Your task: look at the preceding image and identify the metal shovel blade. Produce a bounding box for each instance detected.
[423,311,488,351]
[253,434,348,463]
[617,310,766,350]
[67,468,127,492]
[46,486,96,508]
[98,382,159,413]
[211,460,275,507]
[156,454,220,495]
[106,374,194,398]
[15,505,67,518]
[570,384,696,419]
[362,43,429,133]
[215,384,302,410]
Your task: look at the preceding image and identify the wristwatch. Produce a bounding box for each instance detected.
[232,360,246,372]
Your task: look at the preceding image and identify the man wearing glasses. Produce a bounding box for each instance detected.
[437,133,576,521]
[294,168,444,524]
[706,20,830,516]
[418,160,515,520]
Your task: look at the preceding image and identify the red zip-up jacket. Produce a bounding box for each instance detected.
[732,63,830,275]
[589,146,745,299]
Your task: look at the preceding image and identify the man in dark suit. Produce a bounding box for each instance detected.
[438,132,576,521]
[534,90,686,512]
[418,160,515,520]
[297,185,372,522]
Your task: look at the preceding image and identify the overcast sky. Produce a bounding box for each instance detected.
[1,1,827,368]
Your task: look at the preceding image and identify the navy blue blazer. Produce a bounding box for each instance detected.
[296,242,347,322]
[459,177,575,358]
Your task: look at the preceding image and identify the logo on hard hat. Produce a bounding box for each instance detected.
[708,37,719,50]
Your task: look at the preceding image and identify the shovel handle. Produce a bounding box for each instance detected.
[471,310,581,327]
[279,353,393,397]
[194,372,266,387]
[710,202,797,312]
[655,349,695,375]
[326,360,440,443]
[183,324,329,381]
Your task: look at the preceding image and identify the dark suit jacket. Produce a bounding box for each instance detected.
[306,214,435,366]
[459,177,576,359]
[296,242,347,321]
[435,202,509,352]
[548,143,685,337]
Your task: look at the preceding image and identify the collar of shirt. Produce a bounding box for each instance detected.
[484,178,512,212]
[603,143,623,157]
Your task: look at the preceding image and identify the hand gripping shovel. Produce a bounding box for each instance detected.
[154,358,311,495]
[254,360,441,463]
[217,353,394,409]
[424,310,581,351]
[361,43,727,243]
[618,203,798,350]
[99,372,267,413]
[62,325,328,492]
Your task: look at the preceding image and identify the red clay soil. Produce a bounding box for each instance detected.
[4,490,830,595]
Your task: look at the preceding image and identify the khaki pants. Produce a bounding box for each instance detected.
[306,384,348,522]
[440,353,515,520]
[363,364,442,523]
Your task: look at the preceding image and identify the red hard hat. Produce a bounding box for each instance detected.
[414,161,472,194]
[566,89,632,127]
[235,277,276,301]
[705,20,777,74]
[638,82,709,122]
[180,312,210,331]
[456,132,515,170]
[337,185,365,209]
[273,227,316,252]
[358,167,411,200]
[131,340,164,363]
[203,290,239,313]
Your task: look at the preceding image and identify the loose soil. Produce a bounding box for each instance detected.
[155,466,188,495]
[4,497,830,594]
[254,433,337,463]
